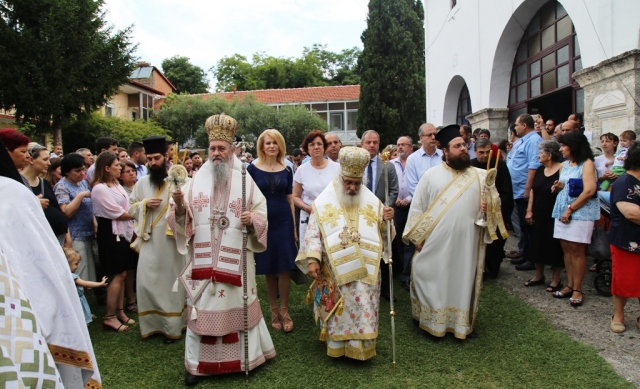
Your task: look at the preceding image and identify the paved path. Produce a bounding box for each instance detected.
[498,237,639,387]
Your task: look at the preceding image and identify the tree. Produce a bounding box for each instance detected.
[154,94,327,151]
[357,0,426,146]
[0,0,137,137]
[64,113,170,153]
[211,45,361,92]
[161,56,209,94]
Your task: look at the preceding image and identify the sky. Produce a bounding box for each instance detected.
[102,0,369,90]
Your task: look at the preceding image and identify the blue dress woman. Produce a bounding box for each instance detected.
[248,129,298,333]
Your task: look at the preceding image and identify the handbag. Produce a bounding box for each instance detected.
[567,178,597,198]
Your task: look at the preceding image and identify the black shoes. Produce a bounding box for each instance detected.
[184,373,201,386]
[163,337,176,345]
[401,280,410,291]
[381,292,397,302]
[515,261,535,271]
[510,257,527,265]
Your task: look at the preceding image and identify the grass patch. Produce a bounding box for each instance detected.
[88,277,632,388]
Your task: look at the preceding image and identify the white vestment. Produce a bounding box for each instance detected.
[403,164,491,339]
[296,180,393,360]
[167,157,275,376]
[129,176,187,339]
[0,177,101,388]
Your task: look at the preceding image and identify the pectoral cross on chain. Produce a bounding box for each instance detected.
[209,208,229,231]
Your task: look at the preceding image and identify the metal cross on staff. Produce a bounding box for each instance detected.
[232,135,253,379]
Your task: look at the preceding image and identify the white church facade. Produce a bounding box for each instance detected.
[424,0,640,142]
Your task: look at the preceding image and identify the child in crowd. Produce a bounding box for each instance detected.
[601,130,637,190]
[64,247,108,325]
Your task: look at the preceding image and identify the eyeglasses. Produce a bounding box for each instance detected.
[309,142,324,148]
[397,143,412,147]
[421,133,436,138]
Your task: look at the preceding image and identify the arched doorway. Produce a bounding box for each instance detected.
[508,1,583,124]
[457,85,472,125]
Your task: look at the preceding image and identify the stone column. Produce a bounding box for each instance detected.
[573,49,640,144]
[465,108,510,141]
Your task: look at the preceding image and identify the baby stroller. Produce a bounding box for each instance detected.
[591,192,612,297]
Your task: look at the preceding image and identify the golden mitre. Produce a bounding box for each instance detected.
[338,146,370,178]
[205,113,238,143]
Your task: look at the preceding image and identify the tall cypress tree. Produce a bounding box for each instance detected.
[357,0,426,146]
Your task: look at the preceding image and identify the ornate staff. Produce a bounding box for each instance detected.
[380,150,397,375]
[233,136,253,378]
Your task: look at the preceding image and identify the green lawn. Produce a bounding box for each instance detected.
[88,277,632,388]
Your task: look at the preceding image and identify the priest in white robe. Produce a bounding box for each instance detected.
[129,136,187,343]
[0,140,101,388]
[403,125,492,340]
[168,114,275,386]
[296,147,395,360]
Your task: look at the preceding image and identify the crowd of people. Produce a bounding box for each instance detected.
[0,109,639,387]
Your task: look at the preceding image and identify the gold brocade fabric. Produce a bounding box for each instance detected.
[483,169,508,241]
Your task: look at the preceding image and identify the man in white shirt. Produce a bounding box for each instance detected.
[405,123,443,197]
[391,135,414,290]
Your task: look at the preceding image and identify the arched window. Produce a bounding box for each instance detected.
[508,1,582,123]
[456,85,472,125]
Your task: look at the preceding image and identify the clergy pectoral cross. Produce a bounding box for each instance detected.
[186,273,200,291]
[339,226,351,247]
[209,209,229,231]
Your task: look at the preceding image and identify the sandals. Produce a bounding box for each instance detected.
[546,282,563,293]
[126,302,138,313]
[116,309,136,326]
[270,307,282,331]
[524,277,545,287]
[569,290,584,307]
[103,315,130,332]
[280,307,294,333]
[610,315,625,333]
[553,287,573,298]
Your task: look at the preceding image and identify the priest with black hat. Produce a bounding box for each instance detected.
[402,124,491,340]
[129,136,187,344]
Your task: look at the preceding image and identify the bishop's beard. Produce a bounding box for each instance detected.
[211,154,232,190]
[446,152,471,171]
[335,176,363,209]
[148,164,168,188]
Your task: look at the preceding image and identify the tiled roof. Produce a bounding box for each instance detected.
[197,85,360,104]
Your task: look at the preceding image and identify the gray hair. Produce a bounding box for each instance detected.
[76,148,90,155]
[361,130,380,141]
[418,123,436,137]
[397,135,413,145]
[539,140,562,162]
[474,138,492,151]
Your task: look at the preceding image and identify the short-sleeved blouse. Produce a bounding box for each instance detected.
[551,160,600,221]
[54,178,94,241]
[608,173,640,252]
[30,178,68,236]
[293,160,340,205]
[594,154,613,179]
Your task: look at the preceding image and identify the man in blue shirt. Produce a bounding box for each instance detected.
[507,114,543,271]
[406,123,443,197]
[128,141,148,180]
[391,135,414,291]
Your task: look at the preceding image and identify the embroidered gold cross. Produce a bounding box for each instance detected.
[339,226,351,247]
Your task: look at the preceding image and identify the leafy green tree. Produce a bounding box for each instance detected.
[161,56,209,94]
[211,46,360,92]
[0,0,137,135]
[357,0,426,146]
[154,94,326,151]
[64,113,170,152]
[303,44,362,85]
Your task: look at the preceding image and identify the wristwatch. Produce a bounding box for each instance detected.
[568,204,574,212]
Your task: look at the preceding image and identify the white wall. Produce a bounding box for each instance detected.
[424,0,640,126]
